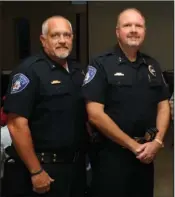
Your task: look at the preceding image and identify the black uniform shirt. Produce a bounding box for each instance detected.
[82,45,170,138]
[4,50,87,152]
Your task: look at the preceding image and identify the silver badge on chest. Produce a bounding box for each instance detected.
[148,65,156,77]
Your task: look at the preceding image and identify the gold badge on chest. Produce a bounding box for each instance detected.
[51,80,61,84]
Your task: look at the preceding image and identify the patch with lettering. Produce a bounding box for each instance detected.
[11,73,30,94]
[83,65,97,85]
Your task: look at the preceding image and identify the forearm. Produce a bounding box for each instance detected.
[156,101,170,141]
[89,112,139,152]
[8,124,41,173]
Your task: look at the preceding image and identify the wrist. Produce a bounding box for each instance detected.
[127,138,140,153]
[153,138,164,148]
[30,167,44,177]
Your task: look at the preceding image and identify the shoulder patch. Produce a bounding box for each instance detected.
[11,73,30,94]
[83,65,97,86]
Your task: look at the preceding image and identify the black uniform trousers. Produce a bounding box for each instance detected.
[88,143,154,197]
[1,151,87,197]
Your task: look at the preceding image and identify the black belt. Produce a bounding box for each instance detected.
[5,146,81,164]
[36,151,80,164]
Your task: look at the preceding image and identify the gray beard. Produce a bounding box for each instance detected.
[57,52,69,59]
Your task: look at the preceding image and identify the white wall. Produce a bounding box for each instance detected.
[88,1,174,70]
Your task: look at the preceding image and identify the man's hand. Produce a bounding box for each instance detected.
[131,142,147,155]
[31,170,54,194]
[135,141,162,164]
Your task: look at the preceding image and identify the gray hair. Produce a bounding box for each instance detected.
[42,16,73,36]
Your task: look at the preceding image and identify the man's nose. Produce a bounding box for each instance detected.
[130,25,137,32]
[58,34,66,43]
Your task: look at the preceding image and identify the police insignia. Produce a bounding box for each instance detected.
[11,73,30,94]
[83,65,97,86]
[148,65,156,77]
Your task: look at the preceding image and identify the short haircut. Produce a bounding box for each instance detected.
[42,15,73,36]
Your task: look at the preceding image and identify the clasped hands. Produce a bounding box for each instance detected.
[134,140,162,164]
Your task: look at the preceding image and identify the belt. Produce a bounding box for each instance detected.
[36,151,80,164]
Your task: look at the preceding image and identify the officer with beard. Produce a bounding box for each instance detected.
[3,16,87,197]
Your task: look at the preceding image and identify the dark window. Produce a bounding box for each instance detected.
[15,18,31,60]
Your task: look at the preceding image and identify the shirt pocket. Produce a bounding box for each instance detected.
[41,84,73,111]
[45,83,71,96]
[111,77,133,87]
[149,79,162,88]
[108,77,133,103]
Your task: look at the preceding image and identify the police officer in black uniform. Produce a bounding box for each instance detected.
[2,16,87,197]
[82,8,170,197]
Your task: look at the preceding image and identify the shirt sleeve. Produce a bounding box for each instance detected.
[82,57,107,104]
[158,70,171,102]
[3,66,39,119]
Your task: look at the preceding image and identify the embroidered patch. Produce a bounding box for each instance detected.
[83,65,97,86]
[11,73,30,94]
[148,65,156,77]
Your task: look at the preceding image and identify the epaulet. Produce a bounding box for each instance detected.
[140,52,157,62]
[97,48,114,58]
[90,50,114,64]
[139,52,160,67]
[20,55,43,69]
[100,51,113,57]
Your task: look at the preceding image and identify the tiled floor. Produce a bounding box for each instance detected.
[154,124,174,197]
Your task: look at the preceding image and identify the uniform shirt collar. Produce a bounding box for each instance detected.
[112,44,148,66]
[39,49,81,72]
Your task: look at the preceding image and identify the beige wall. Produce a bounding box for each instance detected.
[2,2,174,71]
[2,1,87,70]
[88,1,174,71]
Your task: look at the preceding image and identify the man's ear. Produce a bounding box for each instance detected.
[40,35,46,47]
[116,26,119,38]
